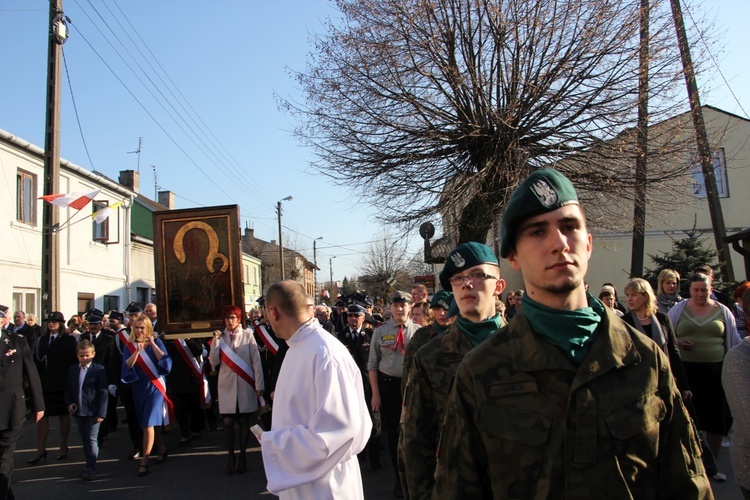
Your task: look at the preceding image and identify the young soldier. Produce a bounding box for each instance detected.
[401,243,505,499]
[433,169,711,498]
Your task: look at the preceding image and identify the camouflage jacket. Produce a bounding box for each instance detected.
[401,323,439,395]
[433,308,712,499]
[401,322,477,500]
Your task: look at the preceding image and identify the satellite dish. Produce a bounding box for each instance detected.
[419,222,435,240]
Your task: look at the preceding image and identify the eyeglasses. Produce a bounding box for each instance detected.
[448,272,498,286]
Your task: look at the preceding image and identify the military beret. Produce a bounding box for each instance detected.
[45,311,65,323]
[109,311,125,322]
[347,304,366,315]
[430,290,454,311]
[389,291,412,304]
[439,242,499,291]
[500,168,579,258]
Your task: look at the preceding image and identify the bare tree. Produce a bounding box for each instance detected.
[283,0,711,243]
[357,232,412,300]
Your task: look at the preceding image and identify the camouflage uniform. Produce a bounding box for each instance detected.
[401,321,477,499]
[401,323,439,395]
[433,308,712,499]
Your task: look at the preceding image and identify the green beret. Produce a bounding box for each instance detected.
[430,290,454,310]
[439,242,499,291]
[500,169,578,258]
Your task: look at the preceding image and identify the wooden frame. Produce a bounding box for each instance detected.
[153,205,243,337]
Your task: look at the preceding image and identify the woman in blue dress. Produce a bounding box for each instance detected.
[121,314,172,477]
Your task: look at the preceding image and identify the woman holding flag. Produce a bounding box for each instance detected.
[121,315,172,477]
[209,305,264,475]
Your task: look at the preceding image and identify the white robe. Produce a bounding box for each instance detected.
[261,319,372,499]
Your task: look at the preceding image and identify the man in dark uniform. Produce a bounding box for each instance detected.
[165,337,204,446]
[434,169,711,498]
[340,303,380,469]
[80,309,121,443]
[110,310,142,458]
[0,311,44,500]
[0,307,10,333]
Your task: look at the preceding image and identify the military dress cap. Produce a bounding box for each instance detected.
[347,304,366,315]
[0,311,5,319]
[430,290,454,311]
[439,242,499,291]
[0,305,8,314]
[335,299,348,308]
[86,308,104,324]
[389,291,412,304]
[45,311,65,323]
[109,311,125,323]
[256,296,266,307]
[500,168,579,258]
[125,302,144,314]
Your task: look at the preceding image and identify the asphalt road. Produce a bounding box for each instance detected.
[8,409,743,499]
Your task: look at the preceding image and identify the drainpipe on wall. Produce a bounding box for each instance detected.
[123,196,133,306]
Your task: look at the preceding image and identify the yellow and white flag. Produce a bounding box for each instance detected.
[91,200,124,224]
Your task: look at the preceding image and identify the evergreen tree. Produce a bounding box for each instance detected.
[643,228,720,296]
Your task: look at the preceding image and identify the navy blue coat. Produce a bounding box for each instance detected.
[64,362,108,419]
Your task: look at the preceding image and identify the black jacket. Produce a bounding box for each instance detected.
[0,330,44,429]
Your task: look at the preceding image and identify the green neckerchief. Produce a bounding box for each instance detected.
[456,313,504,347]
[432,320,449,336]
[522,292,604,364]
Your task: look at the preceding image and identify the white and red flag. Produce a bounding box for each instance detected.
[39,189,101,210]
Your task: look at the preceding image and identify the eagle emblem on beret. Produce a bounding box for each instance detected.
[450,252,466,268]
[531,179,558,207]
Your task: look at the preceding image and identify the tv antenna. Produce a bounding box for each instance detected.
[127,137,143,173]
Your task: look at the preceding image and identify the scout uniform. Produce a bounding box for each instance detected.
[433,169,711,499]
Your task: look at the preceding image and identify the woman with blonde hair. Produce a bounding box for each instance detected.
[121,314,172,477]
[656,269,683,314]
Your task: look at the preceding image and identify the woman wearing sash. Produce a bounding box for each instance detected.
[209,305,264,475]
[121,314,172,477]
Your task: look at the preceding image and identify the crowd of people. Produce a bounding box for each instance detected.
[2,168,749,499]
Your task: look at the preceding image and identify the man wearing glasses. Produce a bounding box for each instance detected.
[433,169,711,498]
[401,242,506,499]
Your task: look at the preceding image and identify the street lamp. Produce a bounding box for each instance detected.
[277,196,293,280]
[313,237,323,296]
[329,256,337,294]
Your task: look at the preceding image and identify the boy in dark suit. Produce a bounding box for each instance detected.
[65,340,108,481]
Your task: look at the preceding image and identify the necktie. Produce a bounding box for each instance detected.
[394,325,405,355]
[49,334,57,346]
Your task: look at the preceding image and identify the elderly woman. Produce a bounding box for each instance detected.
[722,288,750,499]
[669,273,741,481]
[28,311,78,464]
[209,305,264,475]
[121,314,172,477]
[657,269,683,314]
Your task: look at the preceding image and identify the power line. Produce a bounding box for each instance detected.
[61,48,96,170]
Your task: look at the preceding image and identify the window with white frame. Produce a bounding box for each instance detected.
[12,288,38,316]
[16,170,37,225]
[92,200,109,242]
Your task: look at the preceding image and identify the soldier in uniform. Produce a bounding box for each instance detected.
[401,244,506,499]
[367,291,419,498]
[340,303,380,469]
[433,169,711,498]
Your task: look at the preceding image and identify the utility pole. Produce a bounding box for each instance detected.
[330,256,336,291]
[313,237,322,295]
[277,196,292,280]
[670,0,734,281]
[630,0,649,278]
[41,0,67,317]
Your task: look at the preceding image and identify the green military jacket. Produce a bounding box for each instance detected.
[401,323,438,396]
[401,322,478,500]
[433,308,712,499]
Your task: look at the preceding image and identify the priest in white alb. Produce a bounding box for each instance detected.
[259,281,372,499]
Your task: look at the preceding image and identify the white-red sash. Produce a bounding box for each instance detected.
[218,340,256,391]
[116,329,131,352]
[173,339,211,405]
[251,320,278,355]
[125,343,176,425]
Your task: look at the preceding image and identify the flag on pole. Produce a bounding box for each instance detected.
[92,200,124,223]
[39,189,101,210]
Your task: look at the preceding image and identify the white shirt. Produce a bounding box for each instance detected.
[261,319,372,499]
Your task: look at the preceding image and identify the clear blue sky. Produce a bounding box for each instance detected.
[1,0,748,282]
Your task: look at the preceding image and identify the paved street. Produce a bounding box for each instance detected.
[9,408,742,499]
[10,407,397,499]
